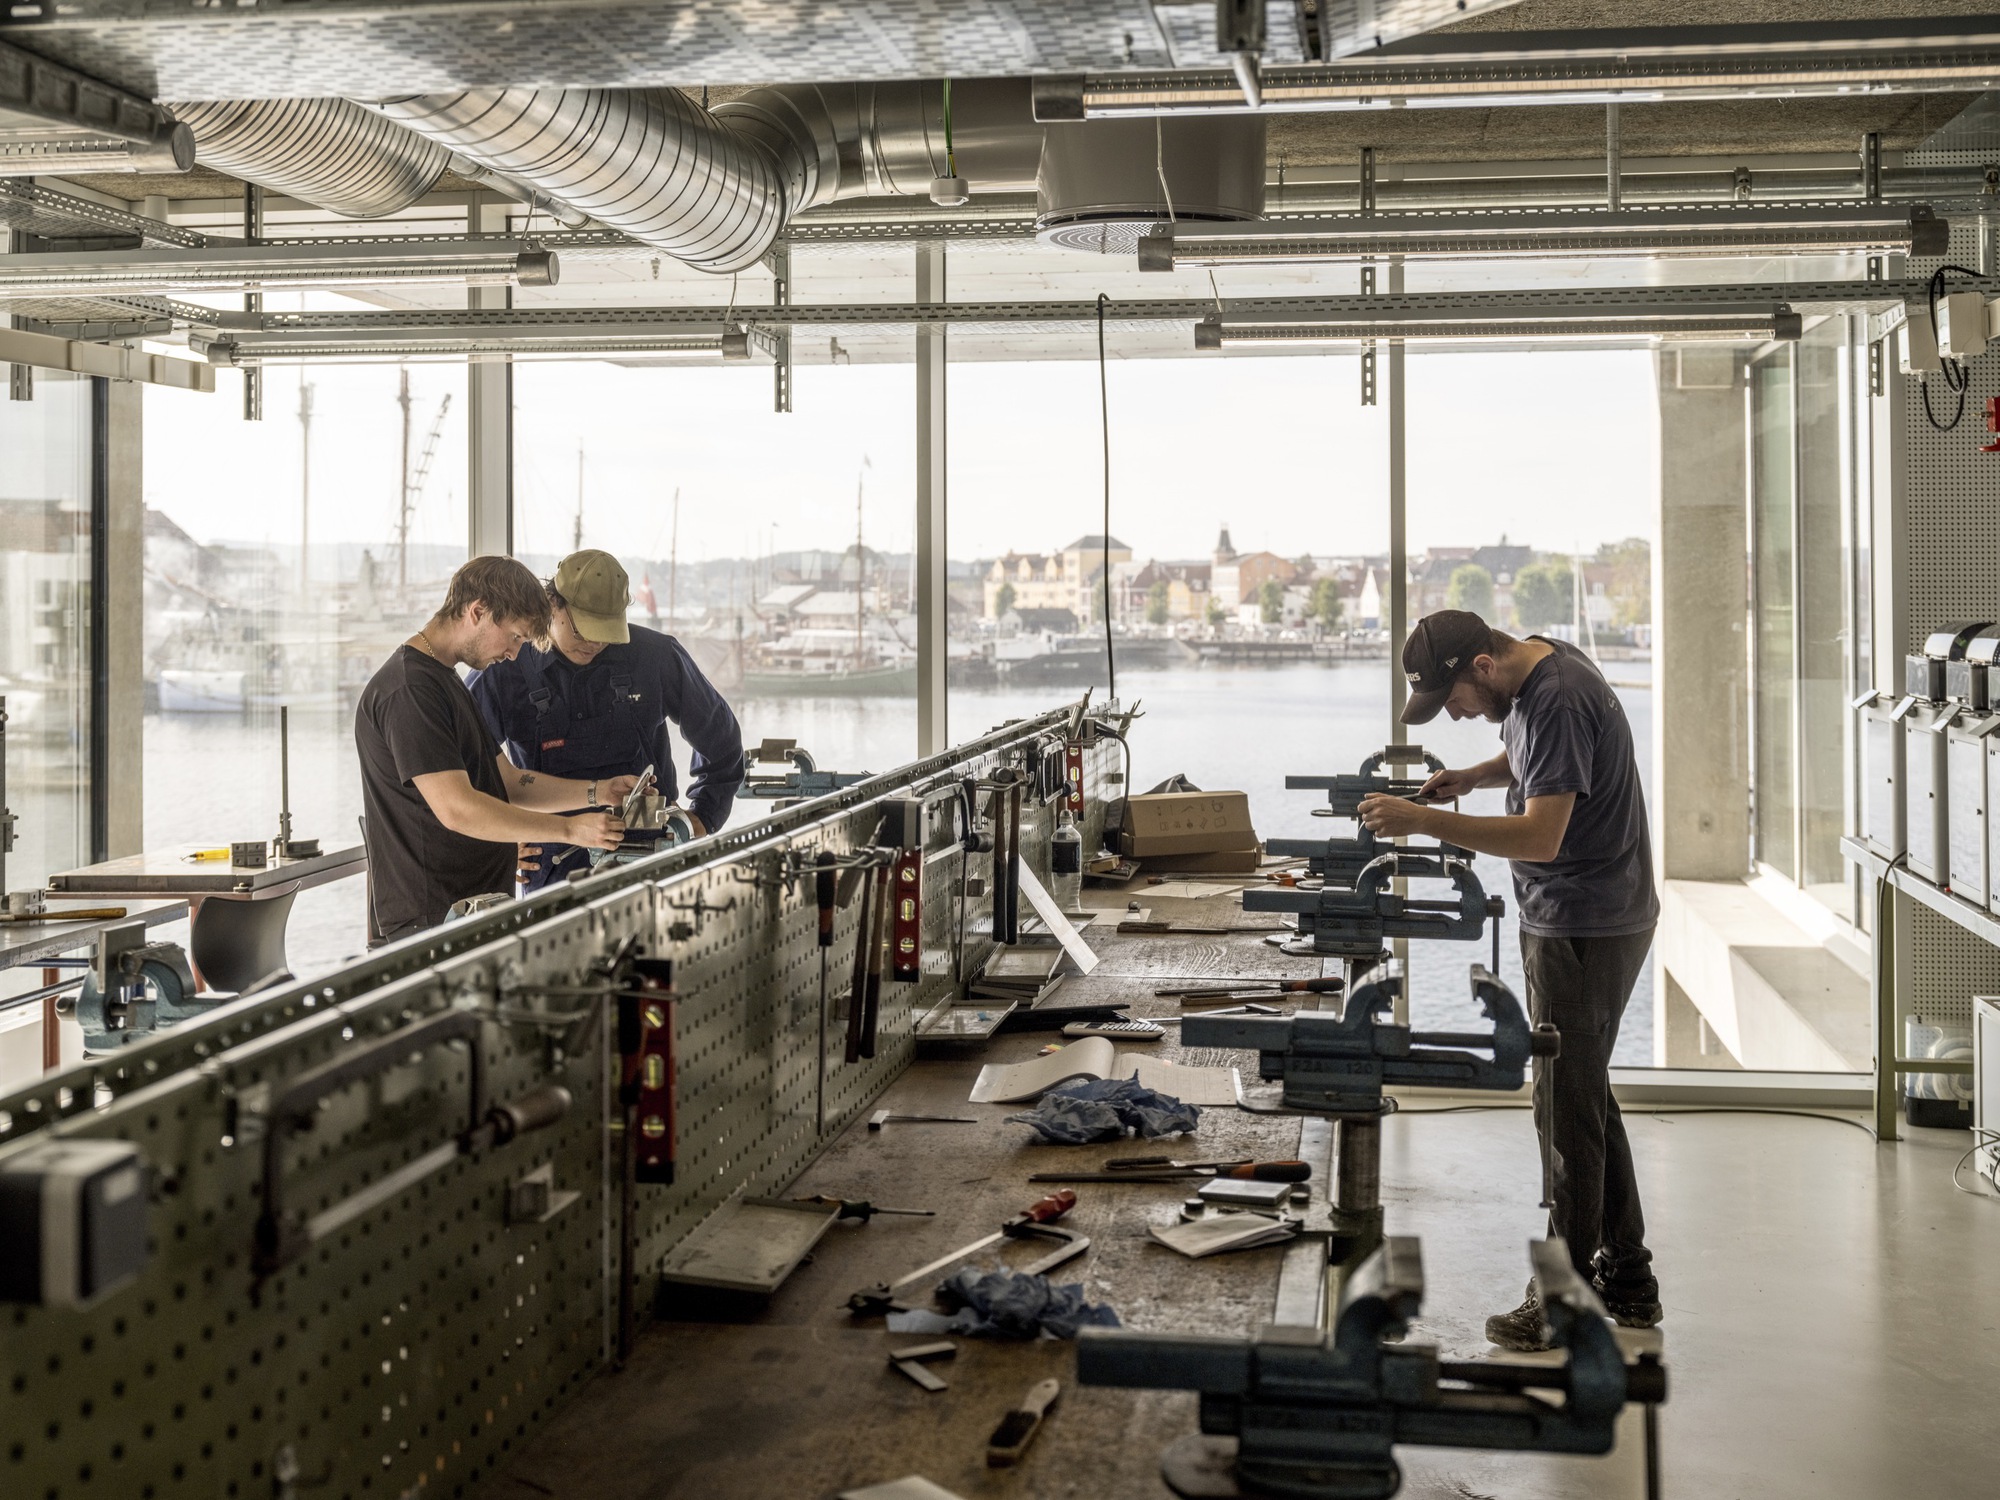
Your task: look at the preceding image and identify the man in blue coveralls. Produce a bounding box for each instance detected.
[470,549,746,891]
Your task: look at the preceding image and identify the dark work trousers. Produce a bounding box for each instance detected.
[1520,927,1658,1292]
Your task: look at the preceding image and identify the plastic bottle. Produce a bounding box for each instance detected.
[1051,808,1084,914]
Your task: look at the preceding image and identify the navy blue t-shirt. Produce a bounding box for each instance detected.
[1500,638,1658,938]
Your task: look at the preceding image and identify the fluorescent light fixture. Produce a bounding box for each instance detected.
[1145,205,1948,270]
[1196,314,1802,348]
[198,325,736,366]
[0,240,558,298]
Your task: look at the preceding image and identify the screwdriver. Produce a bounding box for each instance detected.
[1155,977,1345,999]
[1029,1160,1311,1184]
[794,1195,935,1224]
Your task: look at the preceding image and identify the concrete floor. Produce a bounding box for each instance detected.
[473,898,2000,1500]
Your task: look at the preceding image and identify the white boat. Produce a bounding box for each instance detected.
[158,669,247,713]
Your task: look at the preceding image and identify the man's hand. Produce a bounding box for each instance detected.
[684,810,708,838]
[1416,766,1483,803]
[516,843,541,881]
[600,775,641,805]
[564,811,626,850]
[1356,794,1435,840]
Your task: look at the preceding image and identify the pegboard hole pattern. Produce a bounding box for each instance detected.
[1,710,1100,1499]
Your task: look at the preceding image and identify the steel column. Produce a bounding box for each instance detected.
[915,241,949,755]
[468,192,513,557]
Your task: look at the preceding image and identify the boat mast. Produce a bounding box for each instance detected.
[854,464,865,667]
[667,486,680,626]
[297,377,313,593]
[395,367,413,596]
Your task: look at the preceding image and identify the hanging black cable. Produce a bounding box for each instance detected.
[1921,261,1984,432]
[1097,292,1116,704]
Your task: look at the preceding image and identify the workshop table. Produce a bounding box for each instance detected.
[476,886,1336,1500]
[1,898,188,1070]
[47,843,364,993]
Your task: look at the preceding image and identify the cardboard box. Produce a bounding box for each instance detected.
[1137,847,1263,875]
[1117,791,1258,858]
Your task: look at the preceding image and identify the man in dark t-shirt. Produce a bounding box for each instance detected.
[355,556,634,946]
[1357,609,1660,1351]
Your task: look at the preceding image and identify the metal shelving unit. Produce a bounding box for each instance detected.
[1840,836,1981,1138]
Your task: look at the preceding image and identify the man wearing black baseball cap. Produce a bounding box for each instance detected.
[1357,609,1660,1351]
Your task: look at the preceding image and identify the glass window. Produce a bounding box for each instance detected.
[144,363,469,976]
[512,361,918,801]
[0,372,94,889]
[1750,348,1796,878]
[1795,322,1849,900]
[950,348,1662,1064]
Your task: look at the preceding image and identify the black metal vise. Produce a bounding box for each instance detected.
[1245,851,1501,960]
[1078,1235,1666,1500]
[1285,746,1443,821]
[1184,964,1556,1113]
[1265,824,1472,891]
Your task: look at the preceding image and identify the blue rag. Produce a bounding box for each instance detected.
[883,1266,1121,1340]
[1003,1076,1201,1144]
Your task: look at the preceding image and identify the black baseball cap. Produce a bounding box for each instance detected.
[1400,610,1493,725]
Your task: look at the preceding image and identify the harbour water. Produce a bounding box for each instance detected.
[142,656,1655,1063]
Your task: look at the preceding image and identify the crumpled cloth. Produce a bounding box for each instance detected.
[885,1267,1122,1340]
[1004,1076,1200,1144]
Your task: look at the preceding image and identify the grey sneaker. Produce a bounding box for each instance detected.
[1484,1282,1552,1352]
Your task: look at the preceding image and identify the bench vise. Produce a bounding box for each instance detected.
[70,919,205,1052]
[1184,964,1556,1113]
[739,743,869,804]
[1246,852,1502,961]
[1078,1235,1666,1500]
[1265,825,1472,891]
[1285,746,1443,821]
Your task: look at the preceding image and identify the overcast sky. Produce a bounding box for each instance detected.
[144,347,1660,569]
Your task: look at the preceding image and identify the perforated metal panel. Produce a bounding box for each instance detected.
[1893,211,2000,1032]
[0,707,1103,1500]
[1909,903,2000,1028]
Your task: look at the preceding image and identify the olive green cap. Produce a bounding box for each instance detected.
[553,549,630,644]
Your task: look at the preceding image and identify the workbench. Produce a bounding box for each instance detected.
[472,886,1652,1500]
[47,841,364,992]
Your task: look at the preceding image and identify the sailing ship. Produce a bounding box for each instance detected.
[741,459,918,696]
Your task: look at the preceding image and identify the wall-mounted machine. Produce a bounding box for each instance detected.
[1904,623,1992,885]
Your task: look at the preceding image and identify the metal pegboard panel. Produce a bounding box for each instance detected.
[1908,902,2000,1029]
[1898,215,2000,647]
[3,1,1175,99]
[0,704,1098,1500]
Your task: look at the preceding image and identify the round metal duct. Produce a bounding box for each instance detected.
[1036,114,1265,253]
[170,98,450,219]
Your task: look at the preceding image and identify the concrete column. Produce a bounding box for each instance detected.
[468,193,513,557]
[1654,346,1751,883]
[103,377,144,857]
[915,242,948,755]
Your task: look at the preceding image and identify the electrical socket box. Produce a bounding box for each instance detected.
[1900,303,1942,374]
[1946,716,1999,905]
[1859,693,1908,860]
[1905,703,1956,884]
[1938,290,1990,359]
[0,1140,149,1307]
[1976,998,2000,1180]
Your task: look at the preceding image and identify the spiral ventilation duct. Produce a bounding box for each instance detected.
[368,89,788,274]
[713,78,1042,213]
[169,97,451,219]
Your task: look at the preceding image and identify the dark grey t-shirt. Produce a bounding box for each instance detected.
[1500,638,1658,938]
